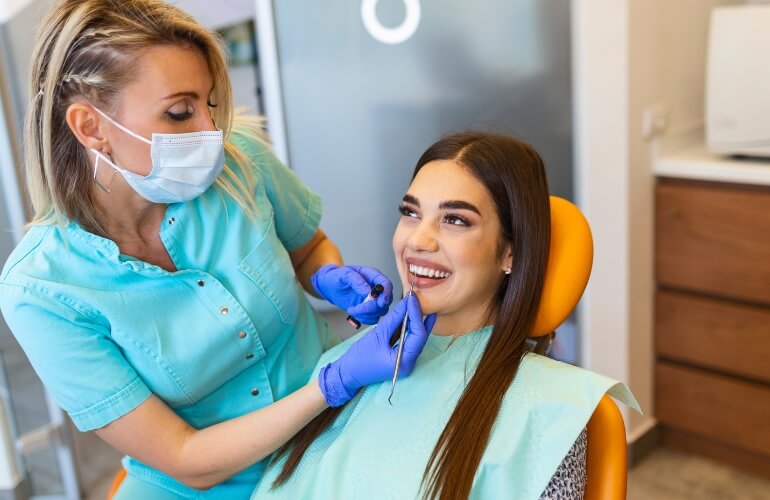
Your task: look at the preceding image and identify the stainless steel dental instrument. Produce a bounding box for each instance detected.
[388,276,415,405]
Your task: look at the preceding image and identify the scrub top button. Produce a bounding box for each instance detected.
[251,388,259,396]
[246,353,254,360]
[168,217,176,225]
[238,331,247,339]
[197,279,205,287]
[220,307,229,315]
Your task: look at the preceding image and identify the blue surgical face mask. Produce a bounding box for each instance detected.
[89,107,225,204]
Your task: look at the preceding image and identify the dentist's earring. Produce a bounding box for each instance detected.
[504,267,512,275]
[92,150,117,193]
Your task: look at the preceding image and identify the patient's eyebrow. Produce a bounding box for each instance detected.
[403,195,481,215]
[440,200,481,215]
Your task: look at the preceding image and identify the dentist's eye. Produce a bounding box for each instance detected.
[166,102,194,121]
[166,111,192,121]
[398,204,419,218]
[443,214,470,227]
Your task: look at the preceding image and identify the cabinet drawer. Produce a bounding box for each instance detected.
[655,361,770,457]
[656,290,770,384]
[656,179,770,305]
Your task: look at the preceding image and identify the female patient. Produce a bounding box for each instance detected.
[252,132,638,500]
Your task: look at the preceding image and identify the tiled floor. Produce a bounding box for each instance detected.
[628,447,770,500]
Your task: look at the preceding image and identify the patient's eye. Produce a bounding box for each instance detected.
[398,204,419,218]
[443,213,470,227]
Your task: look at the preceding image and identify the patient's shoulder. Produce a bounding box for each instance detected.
[510,353,638,413]
[509,353,620,404]
[517,352,600,382]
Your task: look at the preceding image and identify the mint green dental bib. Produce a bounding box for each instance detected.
[253,326,639,500]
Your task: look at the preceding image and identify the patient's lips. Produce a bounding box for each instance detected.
[405,258,452,289]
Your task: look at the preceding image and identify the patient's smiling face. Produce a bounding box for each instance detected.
[392,160,511,336]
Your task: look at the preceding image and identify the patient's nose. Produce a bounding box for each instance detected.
[406,221,439,253]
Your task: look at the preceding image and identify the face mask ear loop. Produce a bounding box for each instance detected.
[91,106,152,145]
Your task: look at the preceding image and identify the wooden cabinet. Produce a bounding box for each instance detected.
[655,178,770,478]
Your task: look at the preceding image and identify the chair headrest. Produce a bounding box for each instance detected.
[531,196,593,337]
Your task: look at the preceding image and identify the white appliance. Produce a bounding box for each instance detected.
[706,5,770,157]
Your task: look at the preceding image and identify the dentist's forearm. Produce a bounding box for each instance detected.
[290,231,343,296]
[175,381,327,488]
[95,382,328,490]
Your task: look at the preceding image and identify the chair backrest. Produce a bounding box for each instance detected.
[531,196,593,337]
[530,198,628,499]
[106,467,126,500]
[585,395,628,500]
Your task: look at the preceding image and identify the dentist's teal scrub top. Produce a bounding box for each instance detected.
[0,132,338,498]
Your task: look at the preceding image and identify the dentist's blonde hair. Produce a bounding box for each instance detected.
[26,0,263,234]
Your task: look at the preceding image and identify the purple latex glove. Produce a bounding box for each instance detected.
[318,294,437,407]
[311,264,393,325]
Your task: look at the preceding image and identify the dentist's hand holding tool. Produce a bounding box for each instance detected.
[311,265,393,324]
[317,294,437,407]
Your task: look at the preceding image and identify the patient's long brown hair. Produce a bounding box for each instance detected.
[271,132,550,500]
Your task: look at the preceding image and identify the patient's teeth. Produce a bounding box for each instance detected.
[408,263,451,278]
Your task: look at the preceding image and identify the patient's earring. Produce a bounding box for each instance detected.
[504,267,512,275]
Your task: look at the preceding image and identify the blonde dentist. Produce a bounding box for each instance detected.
[0,0,434,498]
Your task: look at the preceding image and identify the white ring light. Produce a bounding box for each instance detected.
[361,0,421,45]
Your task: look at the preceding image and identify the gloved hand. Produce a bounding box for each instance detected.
[311,264,393,325]
[318,294,437,407]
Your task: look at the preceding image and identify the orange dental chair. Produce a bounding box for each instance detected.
[533,196,628,500]
[108,196,626,499]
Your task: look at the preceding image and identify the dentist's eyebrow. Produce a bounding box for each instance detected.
[161,91,199,100]
[440,200,481,215]
[402,194,420,206]
[161,84,216,101]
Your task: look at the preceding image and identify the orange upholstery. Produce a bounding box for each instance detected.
[529,198,628,498]
[106,197,609,499]
[585,395,628,500]
[106,467,126,500]
[532,196,593,337]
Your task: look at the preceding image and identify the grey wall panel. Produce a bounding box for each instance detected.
[272,0,572,290]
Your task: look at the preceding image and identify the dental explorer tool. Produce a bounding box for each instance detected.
[388,275,415,405]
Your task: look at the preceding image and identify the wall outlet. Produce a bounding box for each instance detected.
[642,103,669,140]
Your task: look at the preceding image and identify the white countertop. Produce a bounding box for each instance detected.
[654,143,770,186]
